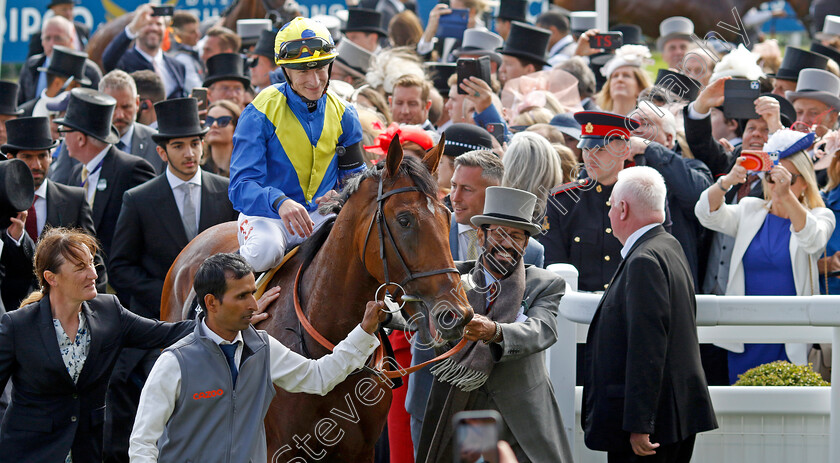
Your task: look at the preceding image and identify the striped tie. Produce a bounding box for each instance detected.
[81,166,93,206]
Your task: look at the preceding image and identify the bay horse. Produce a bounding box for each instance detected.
[160,135,473,462]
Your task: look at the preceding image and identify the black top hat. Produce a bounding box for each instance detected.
[442,123,494,157]
[37,46,91,86]
[427,62,457,95]
[771,47,829,82]
[500,22,551,67]
[1,117,59,154]
[0,82,24,116]
[251,29,277,60]
[655,69,702,102]
[0,158,35,229]
[342,9,387,37]
[612,24,643,45]
[574,111,641,150]
[811,41,840,67]
[497,0,527,22]
[152,98,208,143]
[53,88,120,145]
[203,53,251,89]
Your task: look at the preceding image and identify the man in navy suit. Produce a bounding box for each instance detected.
[102,4,187,99]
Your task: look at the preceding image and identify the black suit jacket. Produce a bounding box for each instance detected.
[108,171,237,319]
[17,53,102,105]
[582,226,717,453]
[0,294,193,463]
[68,147,155,259]
[0,181,107,309]
[26,22,90,59]
[101,29,187,98]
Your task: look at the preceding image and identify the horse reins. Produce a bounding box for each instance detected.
[292,174,467,379]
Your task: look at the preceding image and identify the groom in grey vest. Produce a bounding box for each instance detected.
[128,253,387,462]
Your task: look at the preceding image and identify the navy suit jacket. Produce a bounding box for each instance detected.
[101,29,187,98]
[0,295,193,462]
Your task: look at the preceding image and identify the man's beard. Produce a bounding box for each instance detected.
[481,243,524,278]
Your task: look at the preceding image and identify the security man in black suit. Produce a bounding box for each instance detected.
[1,117,106,310]
[55,88,155,260]
[583,163,717,463]
[105,98,237,462]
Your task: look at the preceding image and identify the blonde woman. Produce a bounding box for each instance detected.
[595,44,653,116]
[502,131,564,221]
[695,130,835,383]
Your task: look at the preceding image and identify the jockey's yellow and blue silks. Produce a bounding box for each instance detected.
[229,83,364,216]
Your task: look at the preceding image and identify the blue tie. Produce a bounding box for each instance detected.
[219,343,238,386]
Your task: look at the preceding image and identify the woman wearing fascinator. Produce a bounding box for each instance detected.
[595,44,654,116]
[695,129,835,383]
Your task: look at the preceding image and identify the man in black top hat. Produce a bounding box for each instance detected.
[55,88,155,259]
[27,0,90,58]
[18,16,102,106]
[537,11,576,66]
[0,116,105,310]
[0,83,23,147]
[342,8,387,53]
[495,0,527,40]
[771,48,830,97]
[102,3,187,99]
[498,22,551,86]
[249,29,279,93]
[205,53,251,108]
[106,98,238,461]
[20,45,90,118]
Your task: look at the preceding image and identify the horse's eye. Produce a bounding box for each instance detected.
[398,215,411,228]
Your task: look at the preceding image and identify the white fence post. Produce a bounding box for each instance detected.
[832,326,840,463]
[548,264,579,453]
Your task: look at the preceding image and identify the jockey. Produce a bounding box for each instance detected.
[229,17,366,272]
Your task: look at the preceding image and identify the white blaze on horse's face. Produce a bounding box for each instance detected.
[427,197,436,214]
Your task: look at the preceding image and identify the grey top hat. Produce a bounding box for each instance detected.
[53,88,120,145]
[237,19,272,47]
[817,15,840,40]
[453,29,504,65]
[335,38,374,77]
[656,16,694,50]
[570,12,597,34]
[471,186,541,236]
[785,68,840,111]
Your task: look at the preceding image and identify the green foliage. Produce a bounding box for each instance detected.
[734,361,830,386]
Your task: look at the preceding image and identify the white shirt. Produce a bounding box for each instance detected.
[82,146,110,205]
[130,34,177,98]
[620,223,661,258]
[32,88,67,118]
[547,34,576,67]
[6,180,47,247]
[457,223,479,261]
[128,322,379,462]
[165,168,202,232]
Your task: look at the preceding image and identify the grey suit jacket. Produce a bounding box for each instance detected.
[130,123,165,175]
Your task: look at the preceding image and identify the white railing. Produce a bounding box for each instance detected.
[546,264,840,461]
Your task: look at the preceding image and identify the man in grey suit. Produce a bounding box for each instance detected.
[416,187,572,463]
[100,70,165,174]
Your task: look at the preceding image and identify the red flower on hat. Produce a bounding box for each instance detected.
[364,123,434,157]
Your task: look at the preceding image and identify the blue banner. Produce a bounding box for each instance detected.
[1,0,347,63]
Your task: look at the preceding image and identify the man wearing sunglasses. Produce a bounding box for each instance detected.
[229,17,366,272]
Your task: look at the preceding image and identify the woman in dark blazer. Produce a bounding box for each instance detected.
[0,227,195,462]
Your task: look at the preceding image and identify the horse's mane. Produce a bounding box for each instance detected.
[318,156,439,216]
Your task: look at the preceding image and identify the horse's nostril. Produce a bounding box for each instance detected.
[436,308,460,330]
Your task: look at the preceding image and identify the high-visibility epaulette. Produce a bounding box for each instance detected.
[550,178,593,196]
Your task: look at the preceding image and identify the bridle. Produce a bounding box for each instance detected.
[361,172,460,312]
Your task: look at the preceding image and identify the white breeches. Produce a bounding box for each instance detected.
[236,209,335,272]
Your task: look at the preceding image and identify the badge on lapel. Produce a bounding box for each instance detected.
[97,178,107,192]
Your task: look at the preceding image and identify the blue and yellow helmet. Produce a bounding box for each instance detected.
[274,17,338,70]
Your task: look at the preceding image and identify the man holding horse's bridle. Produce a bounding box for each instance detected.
[228,17,367,272]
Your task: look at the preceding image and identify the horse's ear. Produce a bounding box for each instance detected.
[421,132,445,174]
[384,133,403,178]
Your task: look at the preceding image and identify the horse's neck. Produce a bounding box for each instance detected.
[300,223,378,345]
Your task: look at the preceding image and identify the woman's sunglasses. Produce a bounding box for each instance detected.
[204,116,233,128]
[275,37,334,61]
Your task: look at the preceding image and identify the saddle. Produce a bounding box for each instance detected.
[254,246,300,300]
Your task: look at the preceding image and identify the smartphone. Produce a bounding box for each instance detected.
[453,410,501,463]
[191,87,208,111]
[486,123,506,145]
[589,32,623,51]
[723,79,760,120]
[740,150,775,172]
[151,5,174,16]
[457,56,491,95]
[437,8,469,40]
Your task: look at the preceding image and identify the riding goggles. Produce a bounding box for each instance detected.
[275,37,335,62]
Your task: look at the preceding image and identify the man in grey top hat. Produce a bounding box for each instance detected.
[416,186,573,463]
[785,68,840,137]
[658,16,695,69]
[332,38,374,87]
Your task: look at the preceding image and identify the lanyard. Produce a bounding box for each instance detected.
[80,157,106,188]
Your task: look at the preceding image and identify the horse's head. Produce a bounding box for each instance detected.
[335,135,473,345]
